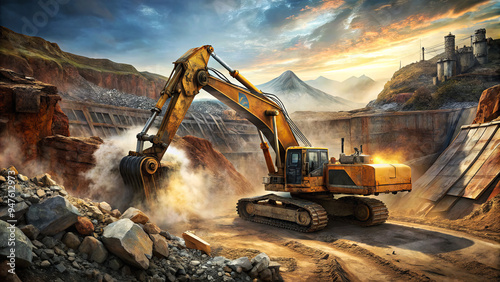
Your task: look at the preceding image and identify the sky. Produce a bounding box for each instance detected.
[1,0,499,84]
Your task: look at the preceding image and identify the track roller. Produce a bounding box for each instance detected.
[337,196,389,226]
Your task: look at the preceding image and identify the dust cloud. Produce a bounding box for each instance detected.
[0,136,51,178]
[142,147,216,226]
[85,127,247,227]
[0,136,23,169]
[83,127,141,210]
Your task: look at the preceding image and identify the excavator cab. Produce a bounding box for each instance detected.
[284,147,329,188]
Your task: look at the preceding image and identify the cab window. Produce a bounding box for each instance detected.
[320,151,328,165]
[291,153,299,164]
[308,151,319,171]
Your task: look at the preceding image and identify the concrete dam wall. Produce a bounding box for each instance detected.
[292,108,477,164]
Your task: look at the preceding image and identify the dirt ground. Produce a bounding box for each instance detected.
[166,206,500,282]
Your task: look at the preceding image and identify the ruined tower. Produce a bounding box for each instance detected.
[444,33,455,60]
[442,33,456,81]
[473,28,488,64]
[436,59,444,83]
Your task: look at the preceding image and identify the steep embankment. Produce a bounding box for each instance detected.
[373,39,500,110]
[0,26,167,100]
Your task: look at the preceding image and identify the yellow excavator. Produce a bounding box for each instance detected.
[120,45,411,232]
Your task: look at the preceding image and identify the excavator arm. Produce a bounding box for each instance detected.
[120,45,299,200]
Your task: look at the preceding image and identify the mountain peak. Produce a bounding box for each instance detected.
[343,75,374,84]
[279,70,299,79]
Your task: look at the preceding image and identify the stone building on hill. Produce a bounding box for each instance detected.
[434,28,489,85]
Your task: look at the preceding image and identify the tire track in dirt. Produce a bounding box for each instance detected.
[324,239,432,281]
[167,210,500,281]
[433,253,500,281]
[283,241,351,282]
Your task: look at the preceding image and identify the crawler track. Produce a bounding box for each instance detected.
[337,196,389,226]
[237,194,328,232]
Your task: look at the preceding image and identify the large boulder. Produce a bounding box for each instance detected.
[0,220,33,267]
[473,85,500,124]
[102,219,153,269]
[26,196,80,235]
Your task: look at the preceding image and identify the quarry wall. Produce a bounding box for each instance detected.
[293,108,477,163]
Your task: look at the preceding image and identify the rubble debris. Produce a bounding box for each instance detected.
[26,195,80,236]
[143,222,161,235]
[120,207,149,224]
[6,166,19,176]
[228,257,253,272]
[0,166,284,281]
[75,216,94,235]
[149,233,170,258]
[20,224,39,241]
[78,236,108,263]
[0,201,28,221]
[183,231,212,256]
[98,201,112,213]
[32,173,57,187]
[62,232,81,250]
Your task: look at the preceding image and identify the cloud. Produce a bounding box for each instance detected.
[139,5,159,16]
[0,0,498,83]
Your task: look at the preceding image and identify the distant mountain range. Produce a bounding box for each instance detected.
[257,71,364,112]
[305,75,384,103]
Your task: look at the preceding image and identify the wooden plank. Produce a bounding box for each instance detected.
[463,144,500,199]
[182,231,211,256]
[448,125,500,196]
[430,195,459,213]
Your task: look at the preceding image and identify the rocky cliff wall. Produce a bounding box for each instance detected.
[0,26,166,100]
[0,68,103,191]
[473,84,500,124]
[0,68,69,163]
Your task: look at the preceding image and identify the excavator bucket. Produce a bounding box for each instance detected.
[119,155,161,202]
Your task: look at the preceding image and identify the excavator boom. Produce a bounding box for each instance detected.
[120,45,300,200]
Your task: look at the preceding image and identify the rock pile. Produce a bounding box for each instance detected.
[0,166,283,282]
